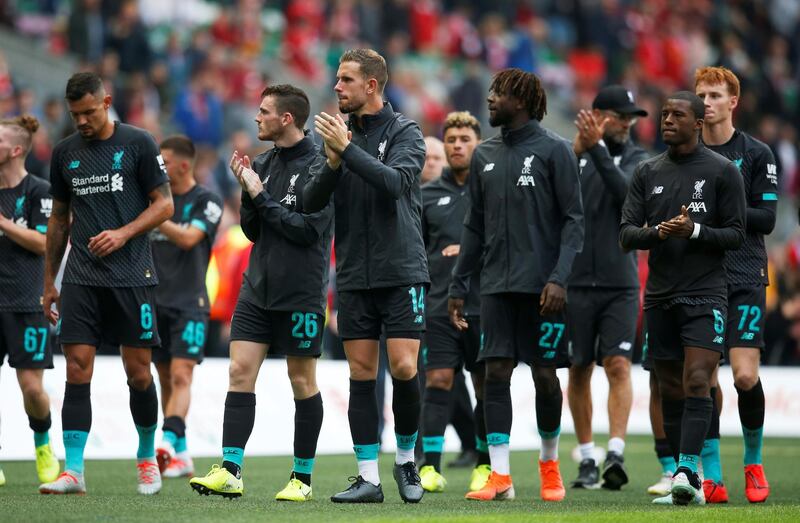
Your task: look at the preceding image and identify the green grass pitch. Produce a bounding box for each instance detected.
[2,435,799,522]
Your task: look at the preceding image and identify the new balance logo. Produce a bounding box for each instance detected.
[414,314,423,324]
[741,332,755,341]
[111,173,124,192]
[140,332,153,340]
[483,163,495,172]
[651,186,663,194]
[521,155,534,174]
[713,335,723,344]
[688,201,707,213]
[516,175,535,186]
[613,156,622,166]
[437,196,451,206]
[40,198,52,217]
[619,341,632,352]
[69,160,80,169]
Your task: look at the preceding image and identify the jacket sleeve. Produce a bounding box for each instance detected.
[588,144,648,206]
[744,144,778,234]
[250,190,333,247]
[694,163,746,249]
[547,141,584,287]
[619,165,662,250]
[302,149,340,213]
[450,155,483,299]
[240,186,260,243]
[339,121,426,199]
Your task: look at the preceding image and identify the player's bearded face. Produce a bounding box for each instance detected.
[67,93,109,139]
[335,62,368,114]
[487,91,516,128]
[695,82,737,125]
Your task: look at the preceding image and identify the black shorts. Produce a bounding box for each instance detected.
[645,303,726,362]
[230,296,323,358]
[566,287,638,367]
[59,283,160,348]
[422,316,482,373]
[152,307,208,363]
[337,283,427,341]
[480,293,569,367]
[0,311,54,369]
[726,285,766,352]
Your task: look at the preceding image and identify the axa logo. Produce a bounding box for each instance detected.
[111,173,124,192]
[112,150,124,171]
[377,139,387,162]
[521,154,534,174]
[437,196,451,206]
[516,175,535,187]
[688,201,707,213]
[693,179,705,199]
[651,186,664,195]
[281,193,297,206]
[483,163,495,172]
[68,160,80,169]
[40,198,52,217]
[204,201,222,224]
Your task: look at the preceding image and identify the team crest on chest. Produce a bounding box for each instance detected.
[281,173,300,206]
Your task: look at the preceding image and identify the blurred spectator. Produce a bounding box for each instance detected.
[105,0,152,75]
[421,136,445,184]
[173,64,223,148]
[67,0,104,63]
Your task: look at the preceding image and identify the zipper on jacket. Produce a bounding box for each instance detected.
[363,130,371,288]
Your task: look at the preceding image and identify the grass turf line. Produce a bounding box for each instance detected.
[1,435,799,522]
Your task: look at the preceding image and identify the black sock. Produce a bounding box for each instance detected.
[535,383,563,434]
[348,379,379,447]
[293,392,323,486]
[661,398,685,463]
[680,396,712,457]
[222,391,256,477]
[450,378,476,451]
[129,380,158,427]
[484,380,512,441]
[29,413,52,433]
[62,383,92,433]
[392,374,421,439]
[474,399,490,465]
[655,437,673,460]
[422,386,450,471]
[707,387,720,439]
[162,415,186,438]
[736,378,765,430]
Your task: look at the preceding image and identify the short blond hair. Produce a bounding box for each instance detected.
[695,66,740,98]
[0,115,39,154]
[442,111,481,139]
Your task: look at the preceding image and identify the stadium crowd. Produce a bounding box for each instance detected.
[0,0,799,368]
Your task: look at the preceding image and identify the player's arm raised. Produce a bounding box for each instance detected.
[43,197,70,323]
[88,182,174,258]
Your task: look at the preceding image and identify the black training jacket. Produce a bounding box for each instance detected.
[241,135,334,314]
[421,168,480,317]
[302,102,429,291]
[619,143,746,308]
[449,119,584,298]
[569,140,649,289]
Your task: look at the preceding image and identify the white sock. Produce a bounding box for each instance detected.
[540,435,560,462]
[395,447,414,465]
[488,444,510,475]
[579,441,595,462]
[608,437,625,456]
[357,460,380,486]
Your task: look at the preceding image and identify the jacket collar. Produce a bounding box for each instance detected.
[501,119,541,146]
[349,102,395,132]
[274,133,316,162]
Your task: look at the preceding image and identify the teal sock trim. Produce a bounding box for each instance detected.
[135,424,157,459]
[293,457,315,475]
[538,427,561,440]
[162,429,178,448]
[63,430,89,474]
[743,426,763,465]
[354,443,380,461]
[175,436,187,454]
[223,446,245,467]
[422,436,444,453]
[678,453,699,474]
[487,432,510,446]
[34,431,49,448]
[659,456,677,475]
[701,438,722,482]
[475,437,489,454]
[396,431,418,451]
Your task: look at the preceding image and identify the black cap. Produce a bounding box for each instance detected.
[592,85,648,117]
